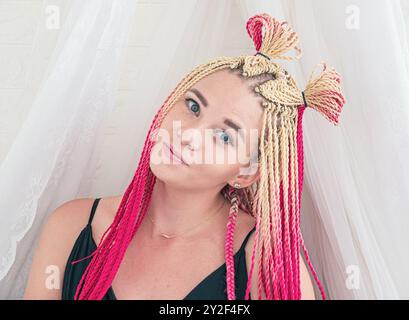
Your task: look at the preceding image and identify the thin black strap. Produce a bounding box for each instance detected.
[239,225,256,252]
[87,198,101,226]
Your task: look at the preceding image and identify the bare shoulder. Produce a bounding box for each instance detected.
[244,229,316,300]
[299,252,316,299]
[23,197,97,299]
[47,198,96,230]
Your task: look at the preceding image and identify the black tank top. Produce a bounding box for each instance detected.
[62,198,256,300]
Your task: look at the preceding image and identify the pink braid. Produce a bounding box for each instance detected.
[224,187,239,300]
[74,77,183,299]
[297,106,327,300]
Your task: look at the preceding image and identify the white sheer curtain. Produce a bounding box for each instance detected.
[0,0,138,298]
[1,0,408,299]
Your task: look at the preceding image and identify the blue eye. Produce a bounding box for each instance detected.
[215,129,233,145]
[185,98,200,116]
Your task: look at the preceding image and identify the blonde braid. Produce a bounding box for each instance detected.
[74,13,344,301]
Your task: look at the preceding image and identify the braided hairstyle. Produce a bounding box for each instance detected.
[72,13,345,300]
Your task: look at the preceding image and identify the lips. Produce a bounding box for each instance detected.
[164,142,189,166]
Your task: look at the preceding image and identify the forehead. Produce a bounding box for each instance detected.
[189,68,264,130]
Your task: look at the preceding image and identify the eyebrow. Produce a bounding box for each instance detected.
[188,88,208,107]
[224,118,244,140]
[188,88,244,140]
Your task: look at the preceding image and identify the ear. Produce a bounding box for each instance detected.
[228,161,260,189]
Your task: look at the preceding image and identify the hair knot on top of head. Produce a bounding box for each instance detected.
[246,13,302,61]
[229,14,301,78]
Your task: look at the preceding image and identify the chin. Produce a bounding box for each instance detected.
[149,159,189,181]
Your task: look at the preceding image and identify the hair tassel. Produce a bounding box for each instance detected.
[303,62,346,125]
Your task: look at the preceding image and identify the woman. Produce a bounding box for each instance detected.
[24,13,345,300]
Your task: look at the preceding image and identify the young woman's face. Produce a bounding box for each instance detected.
[150,68,264,190]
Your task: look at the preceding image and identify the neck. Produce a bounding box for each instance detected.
[143,180,228,239]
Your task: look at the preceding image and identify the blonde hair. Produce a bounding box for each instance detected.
[73,13,345,300]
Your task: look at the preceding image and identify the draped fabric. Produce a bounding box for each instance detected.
[0,0,408,299]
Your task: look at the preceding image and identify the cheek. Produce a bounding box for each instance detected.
[194,145,240,167]
[169,99,191,119]
[197,158,242,182]
[158,102,195,138]
[195,138,251,169]
[160,111,178,132]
